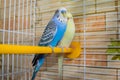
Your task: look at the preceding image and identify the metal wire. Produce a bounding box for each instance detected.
[0,0,120,80]
[0,0,35,80]
[83,0,87,79]
[2,0,6,80]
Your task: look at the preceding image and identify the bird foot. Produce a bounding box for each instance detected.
[48,45,54,54]
[58,46,64,54]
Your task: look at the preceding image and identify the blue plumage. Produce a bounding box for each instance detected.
[31,57,45,80]
[31,8,68,80]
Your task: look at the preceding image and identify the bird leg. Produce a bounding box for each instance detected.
[44,45,54,58]
[58,46,64,80]
[58,46,64,53]
[48,45,54,54]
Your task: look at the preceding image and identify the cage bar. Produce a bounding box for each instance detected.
[0,44,72,54]
[0,0,120,80]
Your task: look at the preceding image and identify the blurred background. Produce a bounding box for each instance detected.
[0,0,120,80]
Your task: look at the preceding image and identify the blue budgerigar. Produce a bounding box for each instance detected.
[31,7,68,80]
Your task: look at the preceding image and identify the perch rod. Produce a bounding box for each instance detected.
[0,44,71,54]
[0,42,81,58]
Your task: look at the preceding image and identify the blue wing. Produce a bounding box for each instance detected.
[31,20,58,80]
[32,20,57,66]
[39,20,57,46]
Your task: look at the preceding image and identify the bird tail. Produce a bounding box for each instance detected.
[31,65,40,80]
[31,57,45,80]
[31,70,37,80]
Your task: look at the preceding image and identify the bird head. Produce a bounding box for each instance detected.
[53,7,68,23]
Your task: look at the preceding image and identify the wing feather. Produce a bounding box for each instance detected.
[32,20,57,66]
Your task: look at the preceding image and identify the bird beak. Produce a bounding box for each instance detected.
[66,12,70,20]
[66,12,73,20]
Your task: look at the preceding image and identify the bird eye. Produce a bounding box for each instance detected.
[61,10,66,14]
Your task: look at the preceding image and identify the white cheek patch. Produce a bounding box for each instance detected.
[57,17,64,23]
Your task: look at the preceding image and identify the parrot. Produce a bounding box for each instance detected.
[31,7,68,80]
[57,12,75,79]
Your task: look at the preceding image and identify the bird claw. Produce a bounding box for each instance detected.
[58,46,65,54]
[60,46,64,53]
[48,45,54,54]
